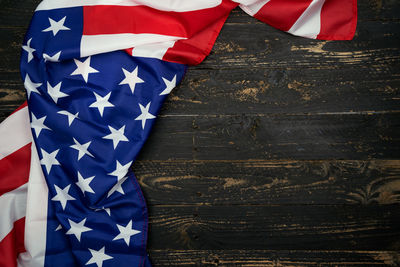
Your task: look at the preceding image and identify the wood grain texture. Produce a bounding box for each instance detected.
[136,113,399,160]
[147,205,400,250]
[134,159,400,205]
[148,250,400,266]
[0,0,399,266]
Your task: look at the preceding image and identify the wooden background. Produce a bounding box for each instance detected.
[1,0,399,266]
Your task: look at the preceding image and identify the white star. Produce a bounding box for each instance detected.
[107,176,128,197]
[71,57,99,83]
[40,148,60,174]
[119,67,144,94]
[89,92,114,117]
[47,81,68,103]
[66,218,92,242]
[24,74,42,99]
[76,171,95,195]
[51,184,75,210]
[70,138,94,161]
[58,110,79,126]
[86,247,113,267]
[42,16,70,36]
[31,113,51,137]
[135,102,156,129]
[22,38,35,63]
[159,75,177,95]
[55,224,62,231]
[108,160,132,181]
[102,125,128,149]
[43,51,61,62]
[113,220,141,246]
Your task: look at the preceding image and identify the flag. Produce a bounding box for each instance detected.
[0,103,32,266]
[0,0,357,266]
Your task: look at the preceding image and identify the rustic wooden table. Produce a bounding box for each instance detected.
[1,0,399,266]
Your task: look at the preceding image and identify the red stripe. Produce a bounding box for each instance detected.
[83,5,189,37]
[317,0,357,40]
[162,14,230,65]
[254,0,312,32]
[0,143,31,197]
[83,4,234,38]
[163,0,238,65]
[11,102,28,115]
[0,217,26,267]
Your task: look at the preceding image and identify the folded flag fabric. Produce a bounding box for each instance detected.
[1,0,357,266]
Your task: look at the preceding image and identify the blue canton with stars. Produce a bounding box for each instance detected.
[20,7,186,267]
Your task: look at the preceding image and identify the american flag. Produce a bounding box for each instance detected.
[0,0,357,266]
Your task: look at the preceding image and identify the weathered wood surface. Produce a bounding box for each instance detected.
[1,0,399,266]
[148,250,400,266]
[137,113,400,160]
[134,159,400,205]
[147,205,400,250]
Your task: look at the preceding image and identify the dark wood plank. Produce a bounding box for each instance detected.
[147,205,400,250]
[0,28,26,73]
[148,249,400,266]
[163,63,400,115]
[134,159,400,205]
[0,71,26,119]
[0,0,40,29]
[136,113,400,160]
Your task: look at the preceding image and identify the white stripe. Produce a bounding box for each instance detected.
[132,41,176,60]
[80,34,185,58]
[36,0,222,12]
[0,107,31,161]
[18,143,48,267]
[237,0,271,16]
[0,183,27,242]
[287,0,325,39]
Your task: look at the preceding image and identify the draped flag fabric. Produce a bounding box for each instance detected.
[1,0,357,266]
